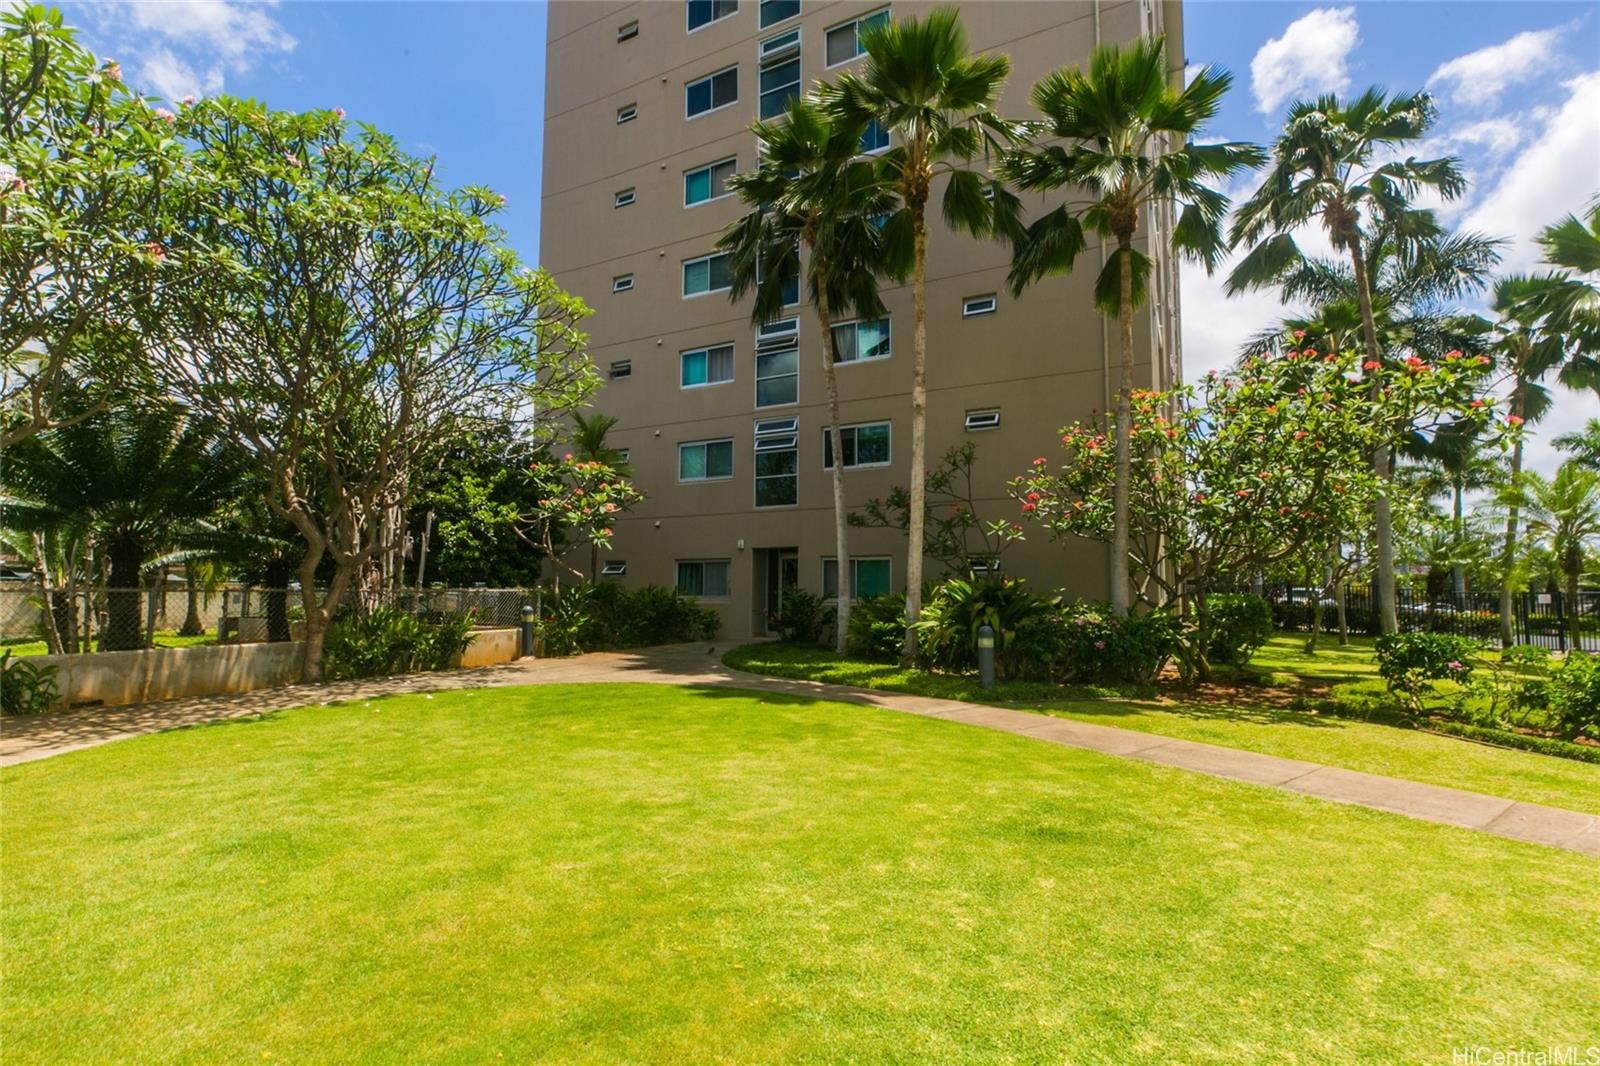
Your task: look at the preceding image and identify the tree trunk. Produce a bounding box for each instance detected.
[1498,395,1525,648]
[179,570,206,636]
[102,536,145,652]
[1336,575,1349,645]
[1450,481,1466,607]
[31,531,65,656]
[814,265,851,655]
[1565,557,1582,653]
[902,205,929,663]
[297,548,328,682]
[1349,243,1397,635]
[265,558,293,643]
[1191,586,1212,683]
[1110,237,1135,618]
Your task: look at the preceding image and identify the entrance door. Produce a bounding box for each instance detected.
[765,549,799,622]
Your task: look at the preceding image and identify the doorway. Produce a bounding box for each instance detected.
[762,548,799,630]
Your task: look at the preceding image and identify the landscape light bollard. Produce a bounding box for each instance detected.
[977,624,995,690]
[521,605,535,658]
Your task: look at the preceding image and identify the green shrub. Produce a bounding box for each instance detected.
[770,587,834,644]
[324,607,478,680]
[1,650,59,715]
[846,593,907,663]
[1057,603,1178,685]
[1204,593,1274,666]
[1373,631,1478,717]
[915,578,1058,680]
[1549,651,1600,740]
[549,583,720,654]
[1423,719,1600,764]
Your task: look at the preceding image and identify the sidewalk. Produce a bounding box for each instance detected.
[3,642,1596,856]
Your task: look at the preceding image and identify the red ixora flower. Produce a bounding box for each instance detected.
[1026,491,1041,502]
[1032,457,1047,467]
[1021,502,1036,512]
[1293,329,1307,340]
[1506,414,1525,427]
[1235,489,1250,497]
[1363,360,1381,371]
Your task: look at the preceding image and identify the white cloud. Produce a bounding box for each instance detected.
[1446,118,1528,158]
[1428,27,1563,108]
[77,0,295,101]
[1250,7,1360,115]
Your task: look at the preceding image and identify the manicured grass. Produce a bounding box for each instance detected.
[2,630,217,656]
[725,639,1600,815]
[4,684,1596,1063]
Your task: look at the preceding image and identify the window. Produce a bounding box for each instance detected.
[822,422,891,469]
[962,293,997,317]
[860,118,889,153]
[679,439,734,481]
[686,66,738,117]
[616,103,637,124]
[754,419,797,507]
[822,557,891,600]
[969,556,1001,576]
[684,157,737,206]
[616,19,639,41]
[677,559,731,598]
[609,359,632,379]
[681,343,735,388]
[759,0,799,27]
[964,408,1000,431]
[600,560,628,577]
[756,257,799,307]
[687,0,738,31]
[830,316,890,363]
[614,188,635,208]
[758,34,801,119]
[617,448,630,463]
[612,274,634,293]
[682,252,733,297]
[826,7,888,67]
[755,316,798,407]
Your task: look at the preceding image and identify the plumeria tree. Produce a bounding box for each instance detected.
[516,454,643,595]
[850,442,1024,577]
[1,4,183,447]
[1009,339,1502,679]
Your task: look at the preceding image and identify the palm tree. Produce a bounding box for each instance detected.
[1521,462,1600,651]
[570,411,632,477]
[0,401,247,650]
[1229,89,1469,635]
[1532,196,1600,351]
[718,96,893,653]
[999,37,1261,615]
[827,7,1020,659]
[1400,420,1498,605]
[1555,418,1600,470]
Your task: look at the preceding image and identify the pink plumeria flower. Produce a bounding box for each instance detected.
[102,61,122,83]
[181,95,197,107]
[332,107,346,120]
[153,107,176,124]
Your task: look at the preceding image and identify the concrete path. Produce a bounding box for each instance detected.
[3,642,1596,857]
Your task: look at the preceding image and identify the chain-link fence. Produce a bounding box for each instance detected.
[0,584,538,656]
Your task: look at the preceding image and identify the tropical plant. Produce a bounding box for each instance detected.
[1204,593,1274,666]
[1374,631,1477,718]
[322,606,477,680]
[1229,89,1471,635]
[999,35,1262,618]
[0,650,59,715]
[1531,196,1600,351]
[845,592,909,663]
[1520,463,1600,651]
[719,95,892,652]
[827,7,1021,660]
[770,586,835,645]
[1548,649,1600,740]
[516,454,643,597]
[1555,419,1600,471]
[913,576,1056,679]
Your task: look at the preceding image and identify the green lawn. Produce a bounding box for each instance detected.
[4,684,1596,1063]
[2,630,217,656]
[724,638,1600,816]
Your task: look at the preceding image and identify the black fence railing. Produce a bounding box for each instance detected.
[1267,585,1600,653]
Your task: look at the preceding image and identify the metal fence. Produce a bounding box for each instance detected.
[0,584,537,656]
[1268,585,1600,652]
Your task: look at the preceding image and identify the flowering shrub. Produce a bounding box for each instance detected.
[1054,603,1178,685]
[913,577,1058,679]
[1373,632,1480,717]
[1548,651,1600,740]
[1204,594,1275,666]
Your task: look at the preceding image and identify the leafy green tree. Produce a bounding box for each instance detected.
[1531,196,1600,350]
[151,97,597,681]
[999,36,1262,617]
[0,400,248,650]
[516,455,643,596]
[1400,420,1498,604]
[0,4,182,447]
[1229,89,1469,634]
[828,7,1019,659]
[1520,463,1600,650]
[719,96,892,652]
[1555,419,1600,470]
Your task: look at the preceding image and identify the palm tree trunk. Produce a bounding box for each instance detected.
[179,570,205,636]
[814,266,852,654]
[1451,480,1466,607]
[1349,243,1398,635]
[1110,237,1135,617]
[102,536,144,652]
[1498,390,1525,648]
[1564,553,1581,652]
[902,206,929,663]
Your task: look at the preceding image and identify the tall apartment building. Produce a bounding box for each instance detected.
[541,0,1184,639]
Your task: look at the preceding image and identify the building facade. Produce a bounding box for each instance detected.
[541,0,1185,639]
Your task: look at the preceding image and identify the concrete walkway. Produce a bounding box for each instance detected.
[3,642,1596,857]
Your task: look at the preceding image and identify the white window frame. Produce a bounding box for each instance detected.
[616,103,637,124]
[600,560,628,576]
[612,274,634,293]
[758,0,800,29]
[830,315,891,365]
[758,27,800,58]
[758,34,801,120]
[821,421,892,470]
[684,156,738,208]
[609,359,632,379]
[678,438,735,483]
[680,343,736,390]
[682,251,733,298]
[616,19,639,41]
[821,556,892,601]
[964,408,1001,431]
[686,65,740,120]
[754,344,799,409]
[753,419,799,509]
[676,559,732,599]
[614,188,635,208]
[825,7,889,69]
[962,293,997,317]
[859,118,890,154]
[686,0,739,33]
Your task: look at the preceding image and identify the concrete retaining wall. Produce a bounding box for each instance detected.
[31,627,522,710]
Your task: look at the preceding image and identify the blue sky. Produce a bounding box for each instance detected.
[64,0,1600,472]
